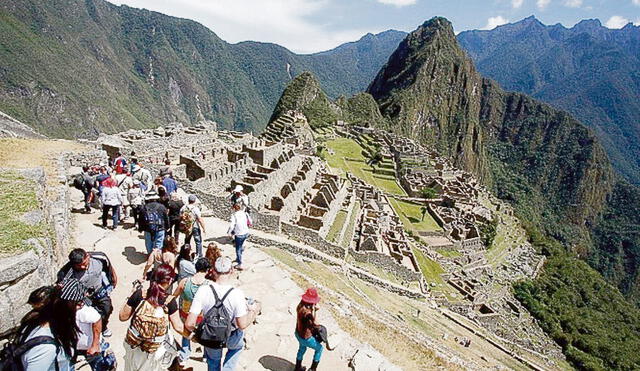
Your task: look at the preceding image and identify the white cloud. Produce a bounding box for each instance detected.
[564,0,582,8]
[377,0,416,6]
[633,0,640,6]
[537,0,551,9]
[511,0,524,8]
[483,16,509,30]
[106,0,373,54]
[605,15,630,29]
[636,19,640,25]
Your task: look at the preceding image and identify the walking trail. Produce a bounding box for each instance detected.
[71,195,365,371]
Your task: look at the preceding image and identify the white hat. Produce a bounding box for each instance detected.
[145,191,160,201]
[215,256,233,274]
[132,164,141,172]
[233,185,243,193]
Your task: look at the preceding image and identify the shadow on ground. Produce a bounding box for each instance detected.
[122,246,147,265]
[204,236,233,246]
[259,355,295,371]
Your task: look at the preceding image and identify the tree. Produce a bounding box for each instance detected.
[420,187,439,199]
[420,206,428,221]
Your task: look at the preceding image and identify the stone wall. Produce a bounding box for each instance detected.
[281,222,345,259]
[350,250,422,282]
[0,159,75,336]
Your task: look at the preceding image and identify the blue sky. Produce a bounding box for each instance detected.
[107,0,640,53]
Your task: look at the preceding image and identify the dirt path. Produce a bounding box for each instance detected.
[71,194,363,371]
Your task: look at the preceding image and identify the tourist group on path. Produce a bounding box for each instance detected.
[2,152,331,371]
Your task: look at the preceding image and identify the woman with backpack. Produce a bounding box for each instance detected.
[119,264,186,371]
[142,236,178,281]
[11,279,84,371]
[294,288,326,371]
[170,257,212,366]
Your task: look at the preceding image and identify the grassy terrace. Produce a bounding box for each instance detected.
[389,198,441,233]
[0,171,49,256]
[323,137,406,196]
[326,210,347,243]
[341,201,361,248]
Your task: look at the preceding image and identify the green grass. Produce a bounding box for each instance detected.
[341,201,361,248]
[0,171,49,255]
[389,198,441,233]
[436,249,462,258]
[326,210,347,242]
[323,137,406,195]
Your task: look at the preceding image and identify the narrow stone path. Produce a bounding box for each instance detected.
[71,199,364,370]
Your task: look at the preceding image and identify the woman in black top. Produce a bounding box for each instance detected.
[167,193,185,243]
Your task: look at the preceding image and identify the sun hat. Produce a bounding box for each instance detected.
[215,256,233,274]
[60,278,86,302]
[145,191,160,201]
[233,185,243,193]
[301,287,320,305]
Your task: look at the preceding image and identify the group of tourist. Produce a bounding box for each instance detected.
[5,152,330,371]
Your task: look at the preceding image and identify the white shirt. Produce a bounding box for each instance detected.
[75,305,101,351]
[189,283,248,324]
[227,210,251,236]
[100,186,123,206]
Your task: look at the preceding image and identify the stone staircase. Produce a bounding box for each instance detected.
[261,113,297,143]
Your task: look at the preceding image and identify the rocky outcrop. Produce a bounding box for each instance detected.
[368,17,615,245]
[0,111,44,139]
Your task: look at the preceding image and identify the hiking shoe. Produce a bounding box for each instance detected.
[102,329,112,337]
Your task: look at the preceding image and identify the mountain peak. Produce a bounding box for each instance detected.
[572,18,603,32]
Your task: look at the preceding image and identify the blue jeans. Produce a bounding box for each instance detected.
[295,332,323,363]
[102,205,119,228]
[179,336,191,363]
[234,234,248,266]
[144,229,165,254]
[186,227,203,257]
[204,329,244,371]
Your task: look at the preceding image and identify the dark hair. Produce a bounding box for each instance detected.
[147,264,174,307]
[158,187,167,198]
[164,158,170,165]
[195,257,211,273]
[69,248,87,265]
[82,166,89,172]
[19,287,79,358]
[28,286,55,307]
[178,244,192,264]
[296,300,316,332]
[163,236,178,255]
[116,152,121,157]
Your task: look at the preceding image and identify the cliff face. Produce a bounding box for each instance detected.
[368,18,486,177]
[369,17,614,250]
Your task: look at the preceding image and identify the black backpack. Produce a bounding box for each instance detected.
[72,175,85,190]
[139,205,164,233]
[0,335,60,371]
[194,287,234,349]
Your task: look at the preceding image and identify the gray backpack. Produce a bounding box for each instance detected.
[194,287,234,349]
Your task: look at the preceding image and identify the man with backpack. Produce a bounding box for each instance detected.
[73,166,96,213]
[184,257,261,371]
[182,195,206,258]
[139,191,170,254]
[56,249,118,338]
[113,152,127,175]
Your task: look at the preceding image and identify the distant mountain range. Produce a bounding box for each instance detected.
[458,16,640,184]
[0,0,406,138]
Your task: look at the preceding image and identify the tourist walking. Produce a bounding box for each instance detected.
[163,171,179,195]
[113,152,128,175]
[294,288,324,371]
[183,195,206,258]
[185,257,261,371]
[177,244,196,282]
[172,258,212,366]
[15,279,84,370]
[100,178,123,229]
[128,179,145,228]
[167,193,185,242]
[79,166,95,213]
[139,191,170,254]
[75,285,117,371]
[227,203,252,271]
[131,164,152,192]
[119,264,187,371]
[57,249,117,338]
[142,236,179,281]
[230,185,249,211]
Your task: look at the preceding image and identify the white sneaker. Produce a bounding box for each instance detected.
[102,329,112,337]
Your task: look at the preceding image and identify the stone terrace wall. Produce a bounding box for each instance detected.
[282,222,345,258]
[350,250,422,282]
[0,156,76,336]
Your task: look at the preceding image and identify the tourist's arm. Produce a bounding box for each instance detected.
[185,312,199,333]
[110,264,118,288]
[197,216,206,234]
[169,311,188,337]
[119,286,141,321]
[87,319,102,355]
[236,302,261,330]
[167,277,186,304]
[227,215,236,235]
[142,251,156,280]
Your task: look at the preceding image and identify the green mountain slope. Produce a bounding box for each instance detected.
[0,0,405,138]
[365,17,640,369]
[458,17,640,185]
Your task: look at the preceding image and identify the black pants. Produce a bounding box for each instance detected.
[168,218,180,242]
[130,205,141,227]
[92,295,113,331]
[101,205,119,228]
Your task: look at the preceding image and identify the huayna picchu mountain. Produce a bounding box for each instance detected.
[458,16,640,185]
[0,0,405,138]
[267,17,640,369]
